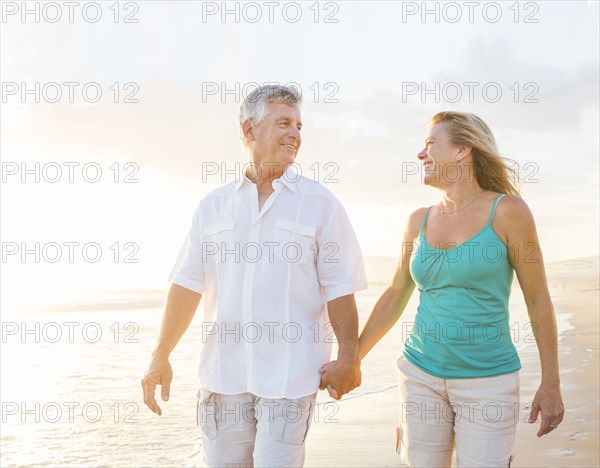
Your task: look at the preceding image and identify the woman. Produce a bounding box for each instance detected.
[358,111,564,467]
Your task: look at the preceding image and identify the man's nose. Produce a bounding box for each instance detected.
[417,148,427,160]
[288,129,300,144]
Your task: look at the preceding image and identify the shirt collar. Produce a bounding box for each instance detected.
[277,165,298,192]
[234,164,298,193]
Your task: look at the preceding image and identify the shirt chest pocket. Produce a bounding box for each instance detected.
[201,220,235,262]
[273,220,317,265]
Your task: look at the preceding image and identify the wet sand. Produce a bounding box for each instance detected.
[305,263,599,468]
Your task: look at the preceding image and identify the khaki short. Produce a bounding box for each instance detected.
[197,389,317,468]
[396,355,519,467]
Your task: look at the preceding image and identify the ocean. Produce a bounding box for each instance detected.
[0,285,572,467]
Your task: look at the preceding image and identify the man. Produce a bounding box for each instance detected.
[141,84,367,467]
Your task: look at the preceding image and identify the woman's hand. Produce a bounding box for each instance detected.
[319,361,339,399]
[319,359,361,400]
[528,383,564,437]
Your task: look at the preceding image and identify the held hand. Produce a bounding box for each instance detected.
[319,358,361,400]
[319,361,340,399]
[528,383,564,437]
[141,357,173,416]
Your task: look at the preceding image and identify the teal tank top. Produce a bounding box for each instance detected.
[404,194,522,378]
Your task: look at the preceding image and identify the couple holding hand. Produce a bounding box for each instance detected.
[142,85,563,468]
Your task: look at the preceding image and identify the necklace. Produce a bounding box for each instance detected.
[440,190,485,215]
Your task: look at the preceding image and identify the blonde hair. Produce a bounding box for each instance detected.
[430,111,520,196]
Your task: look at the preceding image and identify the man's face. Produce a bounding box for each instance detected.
[249,102,302,170]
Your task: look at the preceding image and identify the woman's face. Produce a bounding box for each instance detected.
[418,122,462,187]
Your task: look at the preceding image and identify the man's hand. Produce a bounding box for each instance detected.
[141,356,173,416]
[321,294,362,400]
[319,358,361,400]
[141,285,201,415]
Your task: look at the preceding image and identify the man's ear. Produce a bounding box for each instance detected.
[241,120,255,142]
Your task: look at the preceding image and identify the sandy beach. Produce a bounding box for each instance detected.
[511,265,599,467]
[305,258,600,468]
[0,258,597,467]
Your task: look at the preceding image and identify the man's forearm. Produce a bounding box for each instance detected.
[153,283,202,359]
[326,294,360,361]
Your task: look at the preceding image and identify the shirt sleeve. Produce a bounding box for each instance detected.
[168,203,206,294]
[316,201,368,302]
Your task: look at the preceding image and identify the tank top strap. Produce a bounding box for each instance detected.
[420,206,432,235]
[487,194,506,225]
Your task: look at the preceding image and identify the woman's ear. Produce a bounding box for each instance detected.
[456,145,472,163]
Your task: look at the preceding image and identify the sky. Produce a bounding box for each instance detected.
[1,0,598,306]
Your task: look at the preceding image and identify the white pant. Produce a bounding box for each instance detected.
[197,389,317,468]
[397,355,520,468]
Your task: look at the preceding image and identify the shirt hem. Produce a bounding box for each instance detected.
[322,279,368,303]
[198,383,319,400]
[171,277,205,295]
[402,351,522,380]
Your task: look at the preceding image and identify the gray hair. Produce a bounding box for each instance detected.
[238,84,302,150]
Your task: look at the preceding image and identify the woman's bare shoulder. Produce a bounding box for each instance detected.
[404,206,430,241]
[493,194,536,241]
[495,194,532,217]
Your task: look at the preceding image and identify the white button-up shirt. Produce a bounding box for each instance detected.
[169,167,367,399]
